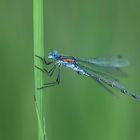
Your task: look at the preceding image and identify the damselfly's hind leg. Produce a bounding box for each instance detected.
[35,55,54,65]
[37,67,60,89]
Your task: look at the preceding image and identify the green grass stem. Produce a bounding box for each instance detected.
[33,0,47,140]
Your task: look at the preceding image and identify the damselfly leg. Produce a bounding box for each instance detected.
[35,55,55,65]
[35,64,57,77]
[35,54,60,89]
[38,67,60,89]
[35,54,57,76]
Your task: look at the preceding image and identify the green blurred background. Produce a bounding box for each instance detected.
[0,0,140,140]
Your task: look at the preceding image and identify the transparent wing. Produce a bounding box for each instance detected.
[76,56,129,68]
[97,67,128,77]
[78,64,140,101]
[92,76,118,98]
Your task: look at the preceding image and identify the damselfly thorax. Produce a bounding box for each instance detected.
[57,57,89,76]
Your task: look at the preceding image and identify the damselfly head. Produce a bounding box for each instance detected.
[48,50,58,59]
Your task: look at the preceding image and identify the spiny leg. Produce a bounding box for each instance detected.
[35,54,55,65]
[44,67,60,87]
[37,67,60,89]
[49,65,57,77]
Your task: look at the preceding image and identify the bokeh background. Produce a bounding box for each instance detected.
[0,0,140,140]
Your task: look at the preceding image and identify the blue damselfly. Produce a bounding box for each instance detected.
[35,50,140,101]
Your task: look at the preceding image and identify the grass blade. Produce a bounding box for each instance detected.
[33,0,47,139]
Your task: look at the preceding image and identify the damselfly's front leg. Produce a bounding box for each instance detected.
[35,55,55,65]
[37,67,60,89]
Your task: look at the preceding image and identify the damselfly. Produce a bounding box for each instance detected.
[35,50,140,101]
